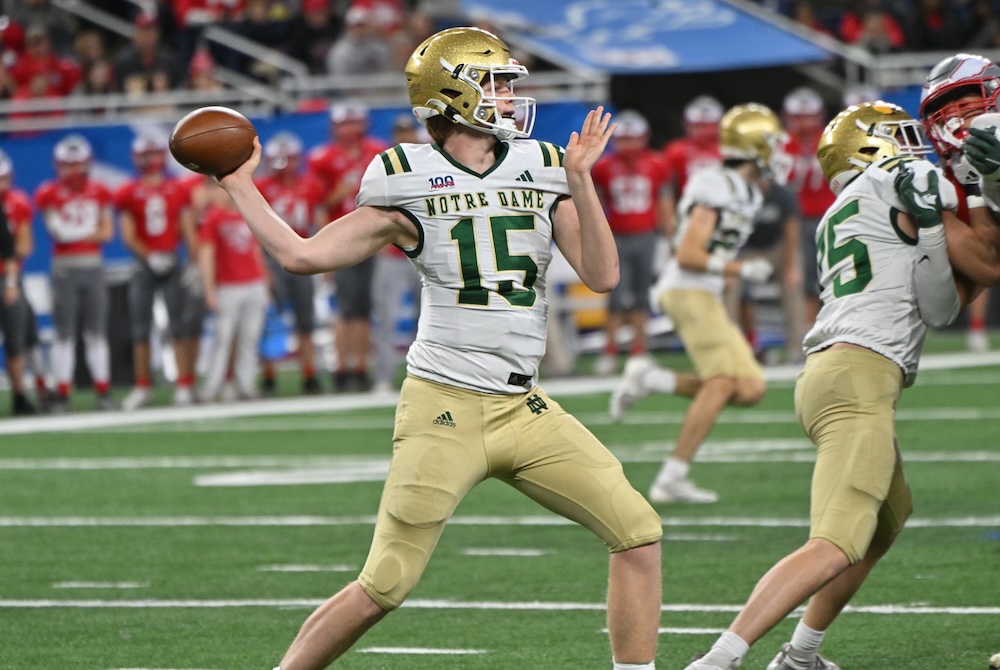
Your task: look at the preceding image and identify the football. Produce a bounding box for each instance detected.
[169,106,257,176]
[970,112,1000,138]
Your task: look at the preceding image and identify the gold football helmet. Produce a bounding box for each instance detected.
[817,101,933,194]
[719,103,792,183]
[405,26,535,140]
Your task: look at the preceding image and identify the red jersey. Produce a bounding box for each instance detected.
[662,137,721,197]
[114,177,191,253]
[592,149,669,235]
[173,0,246,26]
[9,53,82,96]
[308,137,388,220]
[786,134,835,219]
[34,179,113,257]
[199,205,265,285]
[255,173,325,237]
[0,188,32,272]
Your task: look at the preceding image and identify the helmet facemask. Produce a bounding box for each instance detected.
[818,102,933,195]
[407,27,536,141]
[919,54,1000,159]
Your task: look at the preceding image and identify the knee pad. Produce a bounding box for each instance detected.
[359,538,433,611]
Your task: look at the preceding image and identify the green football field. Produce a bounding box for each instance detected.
[0,336,998,670]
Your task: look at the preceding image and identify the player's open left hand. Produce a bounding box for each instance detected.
[564,106,615,176]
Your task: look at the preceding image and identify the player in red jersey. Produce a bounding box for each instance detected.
[116,134,202,410]
[34,135,115,412]
[256,132,326,395]
[197,179,269,402]
[919,54,1000,302]
[307,102,388,391]
[661,95,724,236]
[783,86,835,331]
[592,110,670,375]
[0,149,46,415]
[920,54,1000,349]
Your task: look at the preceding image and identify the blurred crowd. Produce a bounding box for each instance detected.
[780,0,1000,53]
[0,0,469,116]
[5,0,1000,118]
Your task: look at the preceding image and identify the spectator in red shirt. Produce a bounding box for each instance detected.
[307,102,388,391]
[661,95,724,238]
[255,132,326,395]
[8,23,82,97]
[34,135,115,412]
[838,0,905,53]
[198,179,269,402]
[782,86,834,329]
[592,110,670,375]
[116,134,202,410]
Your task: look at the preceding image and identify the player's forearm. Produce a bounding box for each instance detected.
[915,225,961,328]
[945,211,1000,286]
[566,172,619,292]
[224,179,315,274]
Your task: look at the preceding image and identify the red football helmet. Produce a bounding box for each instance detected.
[54,134,92,188]
[264,131,303,173]
[131,134,167,174]
[919,53,1000,159]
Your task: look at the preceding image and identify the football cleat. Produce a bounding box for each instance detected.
[121,386,152,411]
[766,643,840,670]
[649,477,719,504]
[609,355,656,421]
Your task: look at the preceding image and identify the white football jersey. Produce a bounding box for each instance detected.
[804,156,955,386]
[357,140,570,394]
[653,166,763,297]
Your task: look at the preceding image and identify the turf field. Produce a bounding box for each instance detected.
[0,335,998,670]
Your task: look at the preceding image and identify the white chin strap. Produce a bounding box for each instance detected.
[495,118,518,141]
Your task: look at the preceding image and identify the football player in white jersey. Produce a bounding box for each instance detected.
[685,102,962,670]
[215,26,664,670]
[610,103,789,504]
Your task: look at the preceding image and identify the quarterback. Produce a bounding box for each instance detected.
[686,102,961,670]
[216,26,664,670]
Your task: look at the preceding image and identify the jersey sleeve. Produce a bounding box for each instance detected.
[356,153,392,208]
[534,141,570,196]
[682,169,732,209]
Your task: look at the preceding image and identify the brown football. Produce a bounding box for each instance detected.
[169,106,257,176]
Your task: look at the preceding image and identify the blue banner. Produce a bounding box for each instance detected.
[462,0,831,74]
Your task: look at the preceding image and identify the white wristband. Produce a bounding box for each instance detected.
[705,253,727,275]
[967,195,986,209]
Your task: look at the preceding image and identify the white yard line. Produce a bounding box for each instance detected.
[256,564,355,573]
[0,514,996,528]
[0,598,996,615]
[357,647,486,655]
[0,351,996,436]
[52,581,149,589]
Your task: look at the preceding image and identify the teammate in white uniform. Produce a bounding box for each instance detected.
[610,103,788,504]
[685,102,961,670]
[216,26,664,670]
